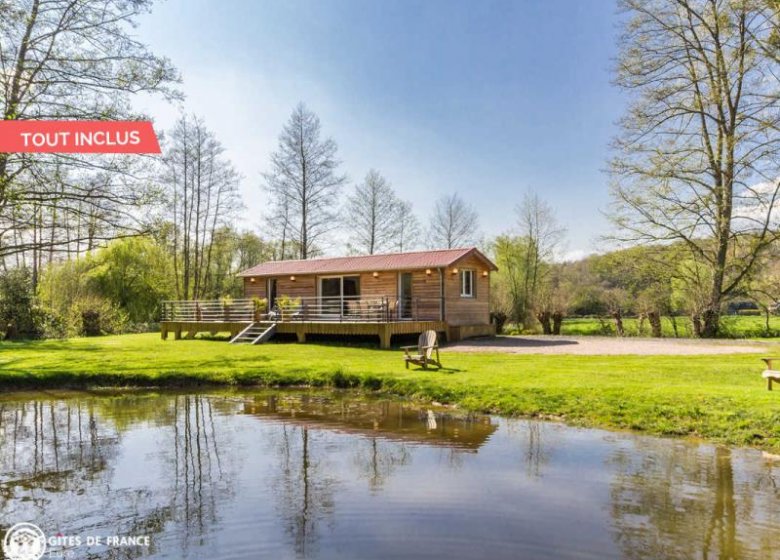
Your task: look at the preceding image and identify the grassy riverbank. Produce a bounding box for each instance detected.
[1,333,778,451]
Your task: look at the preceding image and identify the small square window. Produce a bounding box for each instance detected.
[460,269,474,297]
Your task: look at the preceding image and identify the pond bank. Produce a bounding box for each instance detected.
[0,333,778,451]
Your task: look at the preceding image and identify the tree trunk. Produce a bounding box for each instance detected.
[4,322,18,341]
[612,310,625,337]
[536,311,552,335]
[552,312,563,335]
[692,314,703,338]
[648,311,662,338]
[701,308,720,338]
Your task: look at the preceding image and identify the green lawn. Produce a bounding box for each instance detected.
[1,333,779,451]
[558,315,780,339]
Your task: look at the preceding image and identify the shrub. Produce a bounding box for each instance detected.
[0,268,57,339]
[276,295,301,311]
[253,297,268,312]
[37,309,68,339]
[64,296,129,337]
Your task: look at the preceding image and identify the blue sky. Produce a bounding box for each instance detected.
[136,0,625,258]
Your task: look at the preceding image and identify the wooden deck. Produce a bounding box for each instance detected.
[160,320,449,349]
[159,297,493,348]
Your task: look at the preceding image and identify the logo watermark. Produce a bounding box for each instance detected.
[2,523,152,559]
[3,523,46,560]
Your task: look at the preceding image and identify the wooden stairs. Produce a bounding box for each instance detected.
[229,322,277,345]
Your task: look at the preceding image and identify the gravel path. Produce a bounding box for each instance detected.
[444,335,769,355]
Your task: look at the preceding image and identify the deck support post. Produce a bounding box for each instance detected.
[379,324,391,349]
[295,325,306,343]
[174,326,182,340]
[161,325,168,340]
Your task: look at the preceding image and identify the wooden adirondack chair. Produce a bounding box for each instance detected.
[402,330,442,370]
[762,357,780,391]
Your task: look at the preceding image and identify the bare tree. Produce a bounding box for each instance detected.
[517,192,565,322]
[263,103,346,260]
[0,0,180,266]
[264,190,298,261]
[344,170,402,255]
[609,0,780,337]
[162,115,242,300]
[428,193,479,249]
[392,200,421,252]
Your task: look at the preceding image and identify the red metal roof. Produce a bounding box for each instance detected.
[237,247,498,277]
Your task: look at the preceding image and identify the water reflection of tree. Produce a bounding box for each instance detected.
[608,441,780,560]
[165,395,234,555]
[0,394,237,559]
[504,419,553,479]
[0,400,120,520]
[353,437,411,492]
[0,398,162,560]
[270,423,338,557]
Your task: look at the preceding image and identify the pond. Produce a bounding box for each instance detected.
[0,389,778,559]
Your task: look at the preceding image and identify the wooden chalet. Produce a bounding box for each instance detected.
[160,247,498,348]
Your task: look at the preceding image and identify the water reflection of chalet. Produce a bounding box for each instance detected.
[241,395,497,452]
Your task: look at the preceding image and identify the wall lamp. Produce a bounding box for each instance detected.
[250,277,256,283]
[482,270,489,277]
[425,268,432,276]
[451,268,459,275]
[290,275,296,282]
[372,271,379,278]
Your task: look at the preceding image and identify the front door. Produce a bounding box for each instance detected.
[267,278,277,309]
[399,273,413,319]
[320,277,342,315]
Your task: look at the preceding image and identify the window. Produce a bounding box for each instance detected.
[460,269,474,297]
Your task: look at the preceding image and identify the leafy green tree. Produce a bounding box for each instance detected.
[491,235,533,326]
[37,257,93,314]
[188,227,274,298]
[591,246,678,337]
[491,194,564,332]
[88,237,175,323]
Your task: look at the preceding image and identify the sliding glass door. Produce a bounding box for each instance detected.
[319,276,360,316]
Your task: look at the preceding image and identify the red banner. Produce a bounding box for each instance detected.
[0,121,161,153]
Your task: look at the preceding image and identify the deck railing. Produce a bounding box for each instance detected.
[161,299,257,322]
[161,296,443,323]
